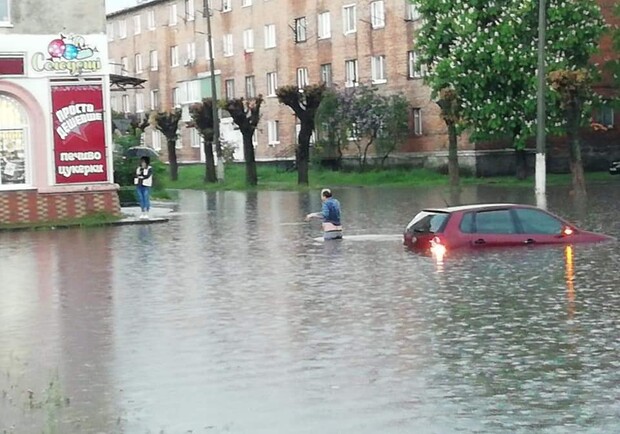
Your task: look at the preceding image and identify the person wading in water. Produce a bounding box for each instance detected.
[306,188,343,240]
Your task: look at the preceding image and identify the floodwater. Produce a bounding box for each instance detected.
[1,183,619,434]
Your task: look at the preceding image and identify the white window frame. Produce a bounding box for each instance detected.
[243,28,254,52]
[122,94,130,113]
[222,0,232,12]
[134,53,143,73]
[175,128,183,149]
[264,24,276,49]
[118,19,127,39]
[241,0,252,6]
[151,130,162,151]
[412,108,423,135]
[0,0,12,26]
[110,96,119,112]
[266,72,278,97]
[185,0,195,21]
[295,17,307,43]
[0,94,30,189]
[344,59,358,87]
[186,42,196,63]
[150,89,159,110]
[320,63,332,87]
[408,51,426,78]
[148,10,156,30]
[370,1,385,29]
[371,55,386,84]
[170,4,178,26]
[134,14,142,35]
[318,11,331,39]
[296,67,309,88]
[120,56,129,75]
[136,93,145,113]
[225,79,235,99]
[267,120,280,145]
[107,23,114,41]
[223,34,234,57]
[150,50,158,71]
[170,45,179,67]
[245,75,256,98]
[173,87,181,108]
[595,105,615,128]
[406,3,421,21]
[343,4,357,35]
[191,128,201,148]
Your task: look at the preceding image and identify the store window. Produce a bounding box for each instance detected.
[0,93,28,187]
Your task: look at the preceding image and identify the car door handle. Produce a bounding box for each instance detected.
[473,239,486,245]
[524,239,535,244]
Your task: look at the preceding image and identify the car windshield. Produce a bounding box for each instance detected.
[406,211,449,234]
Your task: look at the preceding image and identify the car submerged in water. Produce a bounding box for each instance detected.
[404,204,613,253]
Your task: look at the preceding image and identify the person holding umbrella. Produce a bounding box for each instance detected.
[134,156,153,219]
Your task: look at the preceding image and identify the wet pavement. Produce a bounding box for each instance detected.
[1,183,619,433]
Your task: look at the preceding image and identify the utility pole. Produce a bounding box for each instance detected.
[205,1,224,181]
[535,0,546,207]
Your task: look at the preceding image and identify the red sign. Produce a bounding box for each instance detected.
[51,85,108,184]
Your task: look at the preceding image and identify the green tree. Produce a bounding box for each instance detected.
[375,94,411,167]
[188,98,217,183]
[223,96,264,186]
[277,84,326,185]
[149,109,181,181]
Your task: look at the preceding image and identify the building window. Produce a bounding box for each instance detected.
[320,63,332,87]
[296,67,309,88]
[148,10,156,29]
[295,17,307,43]
[0,0,11,25]
[318,12,331,39]
[243,29,254,52]
[134,14,142,34]
[406,2,421,21]
[267,120,279,145]
[134,53,143,73]
[150,50,158,71]
[0,94,28,187]
[151,130,162,151]
[170,45,179,66]
[408,51,426,78]
[245,75,256,98]
[370,1,385,29]
[223,34,234,56]
[345,59,358,87]
[176,128,182,149]
[371,55,386,83]
[121,56,129,75]
[186,42,196,63]
[110,96,118,112]
[225,79,235,99]
[266,72,278,96]
[185,0,195,20]
[264,24,276,49]
[412,108,423,135]
[222,0,232,12]
[205,37,214,59]
[173,87,181,107]
[136,93,145,113]
[242,0,252,6]
[594,105,615,128]
[122,94,130,113]
[343,4,356,34]
[191,128,201,148]
[170,4,178,25]
[150,89,159,110]
[107,23,114,41]
[118,19,127,38]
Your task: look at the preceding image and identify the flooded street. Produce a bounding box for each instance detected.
[1,184,619,433]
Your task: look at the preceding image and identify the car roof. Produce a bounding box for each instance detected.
[423,203,533,213]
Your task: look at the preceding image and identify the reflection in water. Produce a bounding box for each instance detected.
[1,184,619,433]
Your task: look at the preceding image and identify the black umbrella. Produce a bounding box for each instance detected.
[124,146,159,158]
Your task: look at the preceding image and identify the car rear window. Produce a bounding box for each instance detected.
[406,211,449,234]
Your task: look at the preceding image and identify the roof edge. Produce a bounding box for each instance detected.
[107,0,170,18]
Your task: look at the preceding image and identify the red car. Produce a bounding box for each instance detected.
[404,203,613,252]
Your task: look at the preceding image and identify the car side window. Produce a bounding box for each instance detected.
[474,210,517,234]
[460,212,475,233]
[514,208,563,234]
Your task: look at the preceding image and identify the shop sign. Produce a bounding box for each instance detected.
[51,85,109,184]
[32,35,102,76]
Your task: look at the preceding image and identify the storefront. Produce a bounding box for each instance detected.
[0,33,119,224]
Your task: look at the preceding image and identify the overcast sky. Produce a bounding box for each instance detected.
[105,0,138,13]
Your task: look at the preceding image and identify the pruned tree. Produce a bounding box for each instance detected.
[149,109,181,181]
[277,84,327,185]
[436,87,462,186]
[188,98,217,183]
[222,96,263,186]
[315,89,349,167]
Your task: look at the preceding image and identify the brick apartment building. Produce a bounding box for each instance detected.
[106,0,618,171]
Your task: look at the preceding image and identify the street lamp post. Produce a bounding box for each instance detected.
[535,0,546,207]
[205,2,224,182]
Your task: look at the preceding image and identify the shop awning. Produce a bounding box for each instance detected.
[110,74,146,91]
